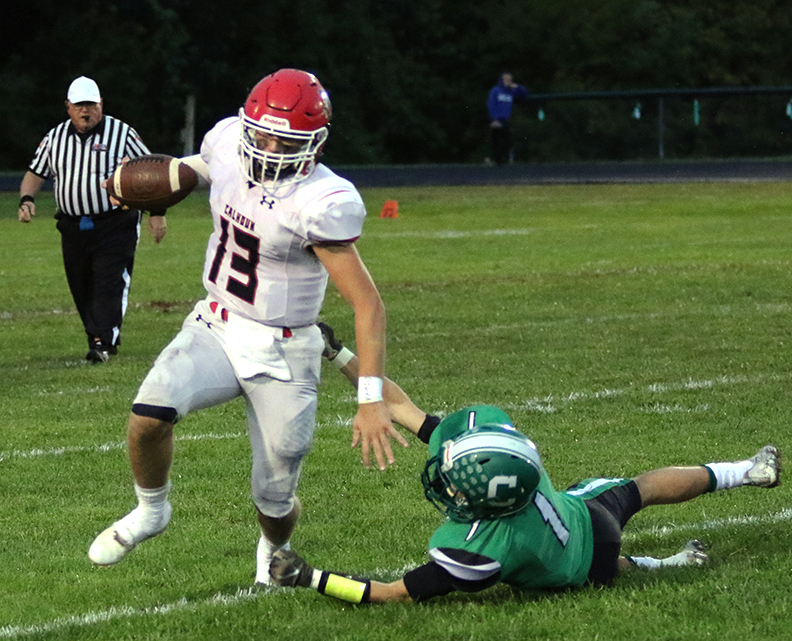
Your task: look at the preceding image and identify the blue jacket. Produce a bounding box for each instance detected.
[487,81,529,122]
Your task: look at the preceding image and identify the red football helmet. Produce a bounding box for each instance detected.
[239,69,332,188]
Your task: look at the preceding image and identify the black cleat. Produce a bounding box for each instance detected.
[86,347,110,364]
[86,342,117,364]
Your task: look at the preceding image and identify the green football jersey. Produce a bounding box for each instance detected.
[425,405,594,590]
[428,471,594,590]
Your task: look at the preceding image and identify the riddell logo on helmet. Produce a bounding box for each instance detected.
[260,115,291,129]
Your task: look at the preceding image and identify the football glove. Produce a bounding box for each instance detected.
[270,549,314,588]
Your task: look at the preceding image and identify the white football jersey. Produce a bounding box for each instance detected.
[199,117,367,327]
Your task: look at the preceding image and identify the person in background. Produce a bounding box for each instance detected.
[18,76,167,363]
[486,72,529,166]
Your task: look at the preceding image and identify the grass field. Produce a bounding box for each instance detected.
[1,180,791,640]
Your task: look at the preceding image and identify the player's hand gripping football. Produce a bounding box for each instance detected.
[270,549,314,588]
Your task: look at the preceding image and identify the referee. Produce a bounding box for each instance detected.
[18,76,167,364]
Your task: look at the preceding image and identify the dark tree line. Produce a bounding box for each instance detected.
[3,0,792,170]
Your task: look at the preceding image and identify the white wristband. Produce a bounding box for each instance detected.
[357,376,384,404]
[332,346,354,369]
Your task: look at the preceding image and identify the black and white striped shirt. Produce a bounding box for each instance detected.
[28,115,151,217]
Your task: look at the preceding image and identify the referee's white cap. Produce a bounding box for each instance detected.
[67,76,101,103]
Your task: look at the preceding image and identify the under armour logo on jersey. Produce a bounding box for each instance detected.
[260,195,276,209]
[196,313,213,329]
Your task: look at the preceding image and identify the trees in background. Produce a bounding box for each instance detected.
[3,0,791,169]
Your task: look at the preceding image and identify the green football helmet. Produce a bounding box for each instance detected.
[421,423,542,522]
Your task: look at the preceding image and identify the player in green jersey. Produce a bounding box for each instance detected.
[269,325,781,604]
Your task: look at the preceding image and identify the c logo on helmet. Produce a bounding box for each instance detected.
[487,475,518,499]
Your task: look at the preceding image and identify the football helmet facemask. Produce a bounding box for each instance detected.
[239,68,331,188]
[421,423,542,522]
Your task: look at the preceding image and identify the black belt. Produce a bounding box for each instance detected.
[55,207,132,222]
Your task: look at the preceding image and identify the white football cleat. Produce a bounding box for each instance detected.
[88,502,172,566]
[255,535,290,585]
[743,445,781,488]
[661,539,709,567]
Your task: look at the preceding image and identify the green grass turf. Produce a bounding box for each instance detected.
[1,181,791,640]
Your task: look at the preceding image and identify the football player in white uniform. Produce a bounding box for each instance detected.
[89,69,407,582]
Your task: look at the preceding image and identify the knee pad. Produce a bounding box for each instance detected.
[132,403,179,424]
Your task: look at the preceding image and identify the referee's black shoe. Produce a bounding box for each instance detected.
[86,342,117,364]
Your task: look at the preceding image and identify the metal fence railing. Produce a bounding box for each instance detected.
[521,86,792,160]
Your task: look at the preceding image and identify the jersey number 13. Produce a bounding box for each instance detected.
[207,218,259,304]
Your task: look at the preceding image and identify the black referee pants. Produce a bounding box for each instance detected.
[55,209,141,350]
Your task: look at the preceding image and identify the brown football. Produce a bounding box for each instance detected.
[107,154,199,210]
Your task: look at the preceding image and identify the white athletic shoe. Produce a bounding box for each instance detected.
[88,502,172,566]
[661,539,709,567]
[255,535,290,585]
[743,445,781,488]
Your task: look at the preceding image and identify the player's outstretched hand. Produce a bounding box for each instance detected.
[352,402,409,471]
[270,549,313,588]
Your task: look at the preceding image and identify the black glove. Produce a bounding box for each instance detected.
[270,549,314,588]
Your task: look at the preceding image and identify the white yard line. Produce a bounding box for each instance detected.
[625,507,792,541]
[505,372,790,414]
[0,369,786,636]
[2,508,790,639]
[363,228,535,239]
[3,371,787,461]
[0,587,262,639]
[0,432,244,462]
